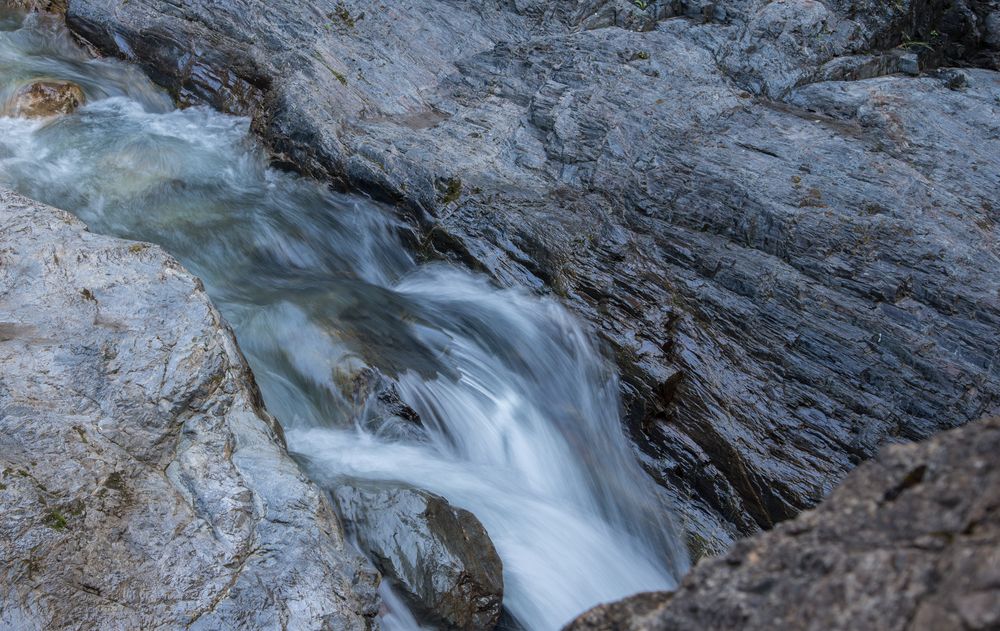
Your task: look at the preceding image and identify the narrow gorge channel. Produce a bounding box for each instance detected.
[0,7,688,630]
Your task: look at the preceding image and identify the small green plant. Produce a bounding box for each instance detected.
[327,2,362,29]
[901,34,934,51]
[103,471,127,493]
[440,178,462,204]
[632,0,651,9]
[312,52,349,86]
[43,510,68,531]
[798,187,827,208]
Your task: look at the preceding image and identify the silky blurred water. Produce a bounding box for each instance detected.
[0,7,688,629]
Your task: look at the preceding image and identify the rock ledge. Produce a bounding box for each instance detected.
[0,189,376,630]
[565,417,1000,631]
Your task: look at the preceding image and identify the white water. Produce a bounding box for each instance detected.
[0,8,688,629]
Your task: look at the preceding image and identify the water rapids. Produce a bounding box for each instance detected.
[0,7,688,629]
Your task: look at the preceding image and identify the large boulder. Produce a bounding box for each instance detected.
[64,0,1000,553]
[564,416,1000,630]
[0,189,378,629]
[334,483,504,631]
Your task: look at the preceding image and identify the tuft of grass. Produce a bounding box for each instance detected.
[327,2,362,29]
[104,472,127,492]
[901,39,934,51]
[43,510,68,531]
[798,187,827,208]
[440,178,462,204]
[310,51,349,86]
[901,33,935,51]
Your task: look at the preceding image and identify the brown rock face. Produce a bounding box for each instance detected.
[3,80,84,118]
[564,417,1000,631]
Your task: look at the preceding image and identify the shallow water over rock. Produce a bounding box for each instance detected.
[0,7,687,630]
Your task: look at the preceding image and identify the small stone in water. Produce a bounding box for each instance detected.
[3,80,85,118]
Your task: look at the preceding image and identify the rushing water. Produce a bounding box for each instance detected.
[0,7,688,629]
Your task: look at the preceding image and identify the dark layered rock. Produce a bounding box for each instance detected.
[564,416,1000,630]
[0,189,378,630]
[334,483,504,631]
[64,0,1000,552]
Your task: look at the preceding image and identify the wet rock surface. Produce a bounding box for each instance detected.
[334,483,504,631]
[64,0,1000,551]
[563,416,1000,631]
[348,367,428,443]
[1,80,84,117]
[0,189,377,630]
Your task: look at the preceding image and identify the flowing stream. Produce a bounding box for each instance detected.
[0,8,688,630]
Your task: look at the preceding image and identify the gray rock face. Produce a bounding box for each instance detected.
[563,416,1000,631]
[64,0,1000,552]
[0,189,377,630]
[334,483,504,631]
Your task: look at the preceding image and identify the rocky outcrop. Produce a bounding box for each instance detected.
[563,416,1000,631]
[334,483,504,631]
[64,0,1000,552]
[1,80,84,118]
[0,189,377,629]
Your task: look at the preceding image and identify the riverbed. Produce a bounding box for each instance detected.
[0,6,687,629]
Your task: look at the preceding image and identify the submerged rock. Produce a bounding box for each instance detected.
[335,483,504,631]
[348,366,427,442]
[65,0,1000,553]
[2,80,84,117]
[0,189,377,629]
[564,416,1000,630]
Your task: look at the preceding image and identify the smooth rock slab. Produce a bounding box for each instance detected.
[0,189,377,630]
[564,417,1000,630]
